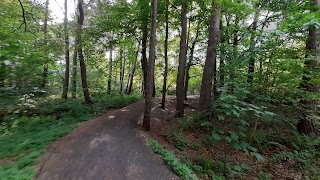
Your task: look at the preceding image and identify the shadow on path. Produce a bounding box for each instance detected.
[36,101,179,180]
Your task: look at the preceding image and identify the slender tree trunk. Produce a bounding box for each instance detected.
[175,0,188,117]
[184,24,200,100]
[219,21,226,94]
[62,0,70,99]
[127,47,140,95]
[247,12,258,84]
[77,0,91,104]
[41,0,49,88]
[71,49,77,98]
[219,45,225,89]
[71,2,78,98]
[161,0,169,109]
[0,62,5,87]
[125,56,131,93]
[107,34,113,94]
[297,0,319,136]
[141,23,148,96]
[198,2,220,112]
[227,16,239,93]
[120,45,125,94]
[143,0,157,131]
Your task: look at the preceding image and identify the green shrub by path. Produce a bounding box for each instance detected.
[0,94,141,179]
[147,138,198,180]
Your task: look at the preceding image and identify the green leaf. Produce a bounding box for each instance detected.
[232,109,240,117]
[225,136,232,143]
[230,132,239,141]
[265,111,276,116]
[247,145,257,152]
[233,165,242,171]
[239,120,249,127]
[211,133,221,141]
[252,152,264,161]
[240,164,251,170]
[232,143,241,150]
[218,115,225,120]
[200,121,212,127]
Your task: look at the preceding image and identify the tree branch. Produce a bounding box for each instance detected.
[17,0,27,32]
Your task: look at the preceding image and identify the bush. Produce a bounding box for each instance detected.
[148,138,198,180]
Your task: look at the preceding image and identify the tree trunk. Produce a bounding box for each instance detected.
[120,45,125,94]
[297,0,319,136]
[107,34,113,94]
[125,56,131,93]
[175,0,188,117]
[184,23,200,100]
[247,12,258,84]
[0,62,5,87]
[71,2,78,99]
[77,0,91,104]
[127,47,140,95]
[141,23,148,97]
[198,2,220,112]
[219,21,226,94]
[41,0,49,88]
[161,0,169,109]
[62,0,70,99]
[143,0,157,131]
[71,49,77,98]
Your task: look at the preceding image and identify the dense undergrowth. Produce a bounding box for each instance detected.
[0,94,141,179]
[146,88,320,180]
[148,138,199,180]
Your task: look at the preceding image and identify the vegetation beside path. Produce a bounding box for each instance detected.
[0,94,141,179]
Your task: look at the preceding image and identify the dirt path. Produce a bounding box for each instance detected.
[36,101,179,180]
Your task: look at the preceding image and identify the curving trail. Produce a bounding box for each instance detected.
[36,100,179,180]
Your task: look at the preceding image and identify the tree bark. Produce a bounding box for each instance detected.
[175,0,188,117]
[0,62,5,87]
[247,12,258,84]
[141,23,148,97]
[143,0,157,131]
[126,47,140,95]
[71,2,78,99]
[107,34,113,94]
[297,0,319,136]
[184,23,200,100]
[62,0,70,99]
[120,45,125,94]
[41,0,50,88]
[77,0,91,104]
[161,0,169,109]
[71,49,77,98]
[219,21,227,94]
[198,2,220,112]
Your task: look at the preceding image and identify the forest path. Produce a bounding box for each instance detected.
[36,100,179,180]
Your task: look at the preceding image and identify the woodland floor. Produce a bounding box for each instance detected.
[146,97,307,180]
[35,96,312,180]
[35,100,179,180]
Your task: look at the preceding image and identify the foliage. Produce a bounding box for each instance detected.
[272,134,320,176]
[0,94,141,179]
[191,155,251,179]
[164,130,194,151]
[147,138,198,180]
[0,0,319,178]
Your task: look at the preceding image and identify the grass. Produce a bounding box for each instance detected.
[147,138,198,180]
[0,94,141,179]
